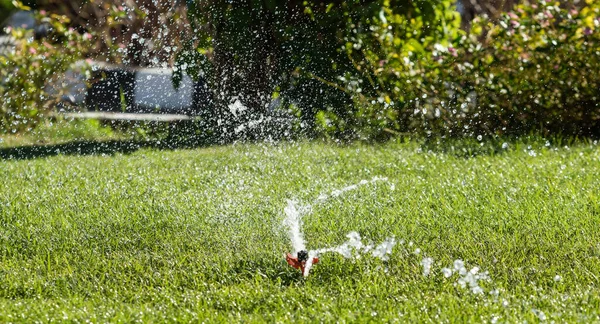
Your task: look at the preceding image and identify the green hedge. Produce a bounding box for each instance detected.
[179,0,449,140]
[329,0,600,139]
[3,0,599,139]
[0,4,90,133]
[182,0,600,140]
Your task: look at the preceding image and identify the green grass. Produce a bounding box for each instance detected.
[0,137,599,322]
[0,118,125,148]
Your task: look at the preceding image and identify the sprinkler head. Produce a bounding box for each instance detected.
[297,250,309,262]
[286,252,319,274]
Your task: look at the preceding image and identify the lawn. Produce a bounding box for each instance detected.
[0,135,599,322]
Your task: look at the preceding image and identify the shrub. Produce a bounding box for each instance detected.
[331,0,600,139]
[0,3,90,134]
[178,0,450,140]
[0,0,15,22]
[33,0,190,67]
[320,0,462,139]
[179,0,350,139]
[449,0,600,137]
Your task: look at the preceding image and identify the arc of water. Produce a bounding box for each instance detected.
[282,176,390,277]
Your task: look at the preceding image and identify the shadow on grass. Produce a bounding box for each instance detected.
[419,135,590,158]
[0,138,210,161]
[419,139,507,159]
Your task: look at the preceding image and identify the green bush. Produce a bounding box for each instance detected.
[448,0,600,137]
[34,0,189,67]
[333,0,600,139]
[320,0,462,139]
[179,0,449,140]
[0,3,90,134]
[0,0,15,22]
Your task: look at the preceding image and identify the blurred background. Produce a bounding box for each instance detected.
[1,0,597,145]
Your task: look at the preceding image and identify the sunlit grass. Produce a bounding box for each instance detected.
[0,118,125,148]
[0,138,599,322]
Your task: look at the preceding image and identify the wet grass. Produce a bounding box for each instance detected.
[0,138,599,322]
[0,119,125,148]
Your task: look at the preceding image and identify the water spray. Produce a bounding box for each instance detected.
[281,177,499,298]
[283,177,389,277]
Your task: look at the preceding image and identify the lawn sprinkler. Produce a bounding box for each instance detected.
[286,250,319,275]
[282,178,388,277]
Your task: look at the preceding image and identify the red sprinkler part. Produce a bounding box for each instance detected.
[286,250,319,274]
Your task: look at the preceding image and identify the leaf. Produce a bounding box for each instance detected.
[406,38,425,53]
[11,0,29,10]
[326,3,334,13]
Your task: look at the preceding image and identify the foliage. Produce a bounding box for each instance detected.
[179,0,448,140]
[181,0,600,140]
[320,0,462,139]
[0,0,15,22]
[449,0,600,137]
[329,0,600,138]
[31,0,190,67]
[0,3,90,134]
